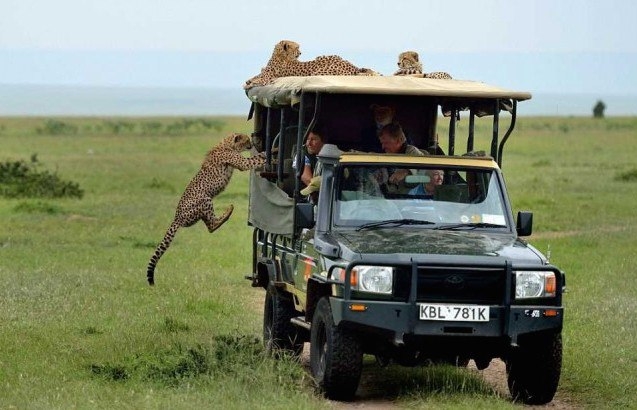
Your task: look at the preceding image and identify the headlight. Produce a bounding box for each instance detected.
[357,265,393,294]
[514,271,556,299]
[335,265,394,294]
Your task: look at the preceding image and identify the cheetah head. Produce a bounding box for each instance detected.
[226,133,253,151]
[273,40,301,62]
[397,51,420,68]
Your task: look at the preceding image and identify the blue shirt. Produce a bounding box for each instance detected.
[408,184,434,198]
[292,155,311,170]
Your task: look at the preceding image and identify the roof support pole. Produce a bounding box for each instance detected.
[467,109,475,153]
[265,107,275,171]
[448,109,457,156]
[277,108,288,183]
[490,99,500,161]
[498,100,518,167]
[294,94,307,201]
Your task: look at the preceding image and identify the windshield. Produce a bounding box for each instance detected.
[333,164,509,231]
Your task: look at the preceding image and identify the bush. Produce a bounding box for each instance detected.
[36,120,79,135]
[103,120,136,134]
[0,155,84,199]
[593,100,606,118]
[616,168,637,182]
[88,334,304,388]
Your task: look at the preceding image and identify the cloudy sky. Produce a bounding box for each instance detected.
[1,0,636,95]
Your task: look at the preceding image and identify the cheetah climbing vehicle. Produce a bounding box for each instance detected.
[244,75,565,404]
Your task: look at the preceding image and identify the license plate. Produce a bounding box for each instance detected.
[419,303,489,322]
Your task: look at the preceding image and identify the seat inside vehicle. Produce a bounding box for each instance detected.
[434,184,469,203]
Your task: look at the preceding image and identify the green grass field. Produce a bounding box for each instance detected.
[1,116,636,409]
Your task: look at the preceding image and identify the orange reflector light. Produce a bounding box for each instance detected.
[544,309,559,317]
[339,269,358,287]
[545,274,557,296]
[349,304,367,312]
[350,270,358,287]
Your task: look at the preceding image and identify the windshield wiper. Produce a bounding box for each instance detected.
[356,218,436,231]
[434,222,506,230]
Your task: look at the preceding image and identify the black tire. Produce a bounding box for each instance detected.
[506,331,562,405]
[263,286,303,356]
[310,297,363,401]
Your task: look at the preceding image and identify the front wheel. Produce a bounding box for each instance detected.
[310,297,363,401]
[506,330,562,405]
[263,286,303,356]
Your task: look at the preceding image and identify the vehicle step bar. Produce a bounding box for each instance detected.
[290,316,311,330]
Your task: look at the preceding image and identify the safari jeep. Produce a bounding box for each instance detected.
[243,75,564,404]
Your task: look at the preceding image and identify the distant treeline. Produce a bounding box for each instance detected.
[33,118,226,136]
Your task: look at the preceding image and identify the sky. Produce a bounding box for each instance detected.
[1,0,637,95]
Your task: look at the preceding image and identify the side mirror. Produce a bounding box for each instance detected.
[295,203,315,230]
[516,211,533,237]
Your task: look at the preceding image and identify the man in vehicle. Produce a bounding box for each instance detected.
[376,123,423,193]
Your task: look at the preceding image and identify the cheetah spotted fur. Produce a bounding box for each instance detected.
[244,40,378,89]
[424,71,453,80]
[146,133,266,285]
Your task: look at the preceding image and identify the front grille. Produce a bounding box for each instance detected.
[393,266,506,304]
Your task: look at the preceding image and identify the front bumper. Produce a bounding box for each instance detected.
[330,299,563,344]
[327,260,563,345]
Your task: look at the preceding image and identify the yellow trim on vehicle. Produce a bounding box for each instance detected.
[338,153,499,169]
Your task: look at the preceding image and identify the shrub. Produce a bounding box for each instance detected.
[593,100,606,118]
[615,168,637,182]
[36,119,79,135]
[103,120,137,134]
[87,335,298,387]
[0,155,84,199]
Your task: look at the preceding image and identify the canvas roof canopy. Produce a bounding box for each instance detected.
[245,75,532,109]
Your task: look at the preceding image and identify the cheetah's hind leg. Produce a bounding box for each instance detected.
[202,202,234,233]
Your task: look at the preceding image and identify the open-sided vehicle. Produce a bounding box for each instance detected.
[244,75,564,404]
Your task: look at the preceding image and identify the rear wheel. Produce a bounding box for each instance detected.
[263,286,303,356]
[506,330,562,405]
[310,297,362,401]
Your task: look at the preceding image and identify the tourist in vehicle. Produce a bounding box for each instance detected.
[378,122,423,185]
[409,169,444,197]
[360,104,396,152]
[378,122,421,155]
[292,124,327,186]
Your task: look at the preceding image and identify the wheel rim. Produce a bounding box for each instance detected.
[319,339,327,372]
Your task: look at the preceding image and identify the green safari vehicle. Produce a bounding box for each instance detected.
[244,75,565,404]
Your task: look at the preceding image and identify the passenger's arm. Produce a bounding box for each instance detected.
[301,165,313,186]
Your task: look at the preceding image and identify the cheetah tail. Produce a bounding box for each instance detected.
[146,221,180,286]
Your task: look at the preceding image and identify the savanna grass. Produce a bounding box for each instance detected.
[1,115,636,409]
